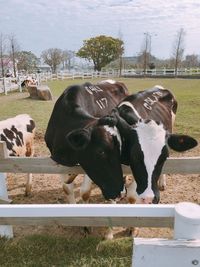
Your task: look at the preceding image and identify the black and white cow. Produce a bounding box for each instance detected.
[45,80,129,202]
[99,85,198,204]
[0,114,36,195]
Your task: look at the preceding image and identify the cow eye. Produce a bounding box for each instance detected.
[97,149,106,158]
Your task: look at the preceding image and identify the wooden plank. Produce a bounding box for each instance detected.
[0,204,175,227]
[162,157,200,174]
[0,171,13,238]
[0,141,8,159]
[0,156,200,174]
[133,238,200,267]
[0,216,174,227]
[0,197,12,204]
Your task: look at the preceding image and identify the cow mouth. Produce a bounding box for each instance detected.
[107,186,127,202]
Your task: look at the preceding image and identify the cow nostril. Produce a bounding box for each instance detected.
[141,198,153,204]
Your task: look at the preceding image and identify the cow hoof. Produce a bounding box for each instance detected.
[105,232,114,240]
[158,184,166,191]
[81,226,92,236]
[25,190,31,197]
[126,227,139,237]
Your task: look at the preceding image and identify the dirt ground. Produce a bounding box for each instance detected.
[6,131,200,240]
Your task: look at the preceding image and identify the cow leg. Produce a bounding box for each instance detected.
[80,174,92,203]
[80,175,93,235]
[126,178,139,237]
[61,174,77,204]
[158,174,166,191]
[25,173,32,196]
[25,140,34,196]
[104,199,116,240]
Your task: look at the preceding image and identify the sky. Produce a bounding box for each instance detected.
[0,0,200,59]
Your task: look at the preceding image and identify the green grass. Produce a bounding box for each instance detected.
[0,235,132,267]
[1,77,200,138]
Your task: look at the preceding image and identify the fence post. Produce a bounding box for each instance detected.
[0,142,13,237]
[3,77,7,95]
[0,173,13,238]
[133,202,200,267]
[174,202,200,239]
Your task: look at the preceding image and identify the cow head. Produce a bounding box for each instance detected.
[113,113,198,204]
[65,119,126,201]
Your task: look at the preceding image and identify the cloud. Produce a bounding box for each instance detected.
[0,0,199,58]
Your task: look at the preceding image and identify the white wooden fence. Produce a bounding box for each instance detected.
[1,68,200,95]
[0,77,22,94]
[0,141,200,267]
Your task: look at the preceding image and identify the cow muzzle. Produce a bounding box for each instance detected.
[139,197,154,204]
[108,186,127,203]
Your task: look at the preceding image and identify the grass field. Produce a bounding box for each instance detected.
[0,77,199,266]
[0,77,200,138]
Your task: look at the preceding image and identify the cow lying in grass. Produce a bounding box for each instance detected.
[0,114,36,196]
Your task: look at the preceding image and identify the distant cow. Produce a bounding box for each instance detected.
[0,114,36,195]
[21,77,37,88]
[99,85,198,204]
[45,80,129,202]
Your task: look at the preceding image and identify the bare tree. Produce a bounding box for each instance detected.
[172,28,185,76]
[139,32,151,75]
[184,54,199,68]
[41,48,63,73]
[0,33,7,78]
[61,50,75,70]
[118,30,124,76]
[9,34,20,77]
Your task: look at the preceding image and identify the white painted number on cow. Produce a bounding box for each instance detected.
[85,85,103,95]
[96,98,108,109]
[143,91,163,110]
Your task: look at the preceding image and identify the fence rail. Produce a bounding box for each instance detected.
[0,204,174,228]
[1,68,200,94]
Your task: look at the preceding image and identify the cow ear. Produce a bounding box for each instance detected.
[167,134,198,152]
[66,129,91,150]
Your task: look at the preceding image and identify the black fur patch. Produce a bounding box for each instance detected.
[27,120,35,133]
[0,133,13,151]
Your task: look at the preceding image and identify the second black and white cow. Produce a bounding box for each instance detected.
[0,114,36,195]
[45,80,129,201]
[99,85,198,204]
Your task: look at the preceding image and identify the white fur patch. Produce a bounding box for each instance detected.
[0,114,35,156]
[98,79,116,84]
[135,120,166,199]
[154,85,164,89]
[118,101,142,119]
[104,125,122,152]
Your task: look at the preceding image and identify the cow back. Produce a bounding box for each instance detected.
[0,114,35,156]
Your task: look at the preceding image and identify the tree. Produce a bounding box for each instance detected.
[41,48,63,73]
[9,34,20,77]
[61,50,75,70]
[77,35,124,71]
[17,51,38,73]
[172,28,185,76]
[0,33,7,78]
[183,54,199,68]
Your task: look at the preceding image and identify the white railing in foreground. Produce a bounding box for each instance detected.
[0,204,174,228]
[0,141,200,267]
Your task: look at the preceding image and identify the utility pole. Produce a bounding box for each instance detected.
[143,32,149,76]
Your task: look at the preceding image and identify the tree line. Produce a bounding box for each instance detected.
[0,28,200,77]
